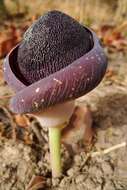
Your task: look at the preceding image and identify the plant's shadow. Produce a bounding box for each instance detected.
[92,91,127,130]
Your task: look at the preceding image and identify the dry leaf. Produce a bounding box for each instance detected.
[62,106,93,152]
[105,69,116,78]
[0,24,21,58]
[0,106,15,138]
[96,23,127,52]
[27,175,46,190]
[15,114,30,128]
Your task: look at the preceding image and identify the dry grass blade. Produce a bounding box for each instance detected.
[115,21,127,33]
[91,142,126,158]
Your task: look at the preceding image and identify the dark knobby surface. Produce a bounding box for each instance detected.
[17,10,93,84]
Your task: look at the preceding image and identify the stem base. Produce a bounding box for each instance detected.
[49,126,63,177]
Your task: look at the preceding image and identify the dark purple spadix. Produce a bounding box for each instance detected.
[17,10,93,85]
[3,10,107,114]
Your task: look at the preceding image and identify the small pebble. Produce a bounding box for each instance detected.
[52,178,60,187]
[74,155,82,164]
[59,178,68,187]
[102,162,113,175]
[75,174,85,183]
[18,143,24,149]
[38,161,43,168]
[46,178,52,187]
[67,168,74,176]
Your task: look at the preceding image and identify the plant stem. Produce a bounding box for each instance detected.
[49,126,63,178]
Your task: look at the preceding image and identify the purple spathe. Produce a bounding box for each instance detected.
[3,29,107,114]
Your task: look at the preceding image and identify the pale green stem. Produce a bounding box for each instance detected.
[49,126,62,178]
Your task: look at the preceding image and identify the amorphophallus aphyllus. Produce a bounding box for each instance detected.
[3,10,107,177]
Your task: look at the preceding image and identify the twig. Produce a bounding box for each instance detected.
[115,21,127,32]
[91,142,126,158]
[0,94,13,99]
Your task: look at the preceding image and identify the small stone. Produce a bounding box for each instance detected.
[46,178,52,187]
[103,181,115,190]
[75,174,85,183]
[95,186,102,190]
[102,162,113,175]
[84,178,96,189]
[74,155,82,164]
[59,178,68,187]
[38,161,43,168]
[2,163,6,168]
[18,143,24,149]
[67,168,74,176]
[52,178,60,187]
